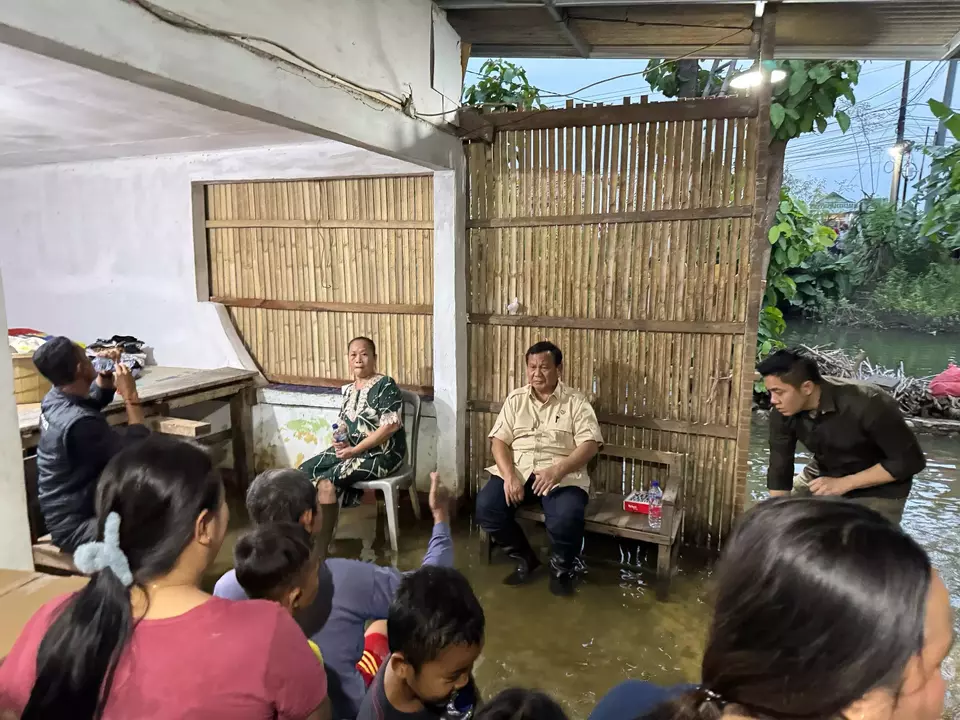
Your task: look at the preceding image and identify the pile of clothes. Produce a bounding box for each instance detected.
[86,335,148,378]
[8,328,51,355]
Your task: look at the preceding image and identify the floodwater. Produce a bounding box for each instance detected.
[329,422,959,719]
[207,322,960,718]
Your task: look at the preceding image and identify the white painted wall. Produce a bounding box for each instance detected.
[0,141,424,368]
[0,271,34,570]
[153,0,463,122]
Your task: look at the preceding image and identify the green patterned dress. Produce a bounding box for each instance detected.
[299,374,407,488]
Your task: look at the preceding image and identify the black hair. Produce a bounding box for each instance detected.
[388,566,485,671]
[639,498,932,720]
[476,689,569,720]
[755,348,822,388]
[349,336,377,356]
[21,435,223,720]
[234,522,313,602]
[32,336,83,386]
[246,468,317,525]
[525,341,562,368]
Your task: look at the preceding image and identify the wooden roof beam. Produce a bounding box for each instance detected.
[542,0,591,57]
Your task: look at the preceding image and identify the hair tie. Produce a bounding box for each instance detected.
[74,512,134,587]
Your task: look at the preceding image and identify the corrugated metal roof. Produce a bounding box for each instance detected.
[436,1,960,60]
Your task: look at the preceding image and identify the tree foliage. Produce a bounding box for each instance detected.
[917,100,960,251]
[462,59,546,111]
[769,60,859,141]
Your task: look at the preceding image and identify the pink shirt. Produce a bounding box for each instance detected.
[0,595,327,719]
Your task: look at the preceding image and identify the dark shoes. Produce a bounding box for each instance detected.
[503,551,542,586]
[549,555,576,597]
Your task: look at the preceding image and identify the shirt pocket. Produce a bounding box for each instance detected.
[545,411,576,448]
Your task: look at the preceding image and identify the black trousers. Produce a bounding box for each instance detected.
[475,475,588,567]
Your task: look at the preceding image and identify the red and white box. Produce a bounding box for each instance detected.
[623,490,650,515]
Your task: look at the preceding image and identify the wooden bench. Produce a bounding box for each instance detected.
[484,448,686,600]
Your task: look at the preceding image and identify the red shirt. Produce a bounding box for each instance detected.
[0,595,327,719]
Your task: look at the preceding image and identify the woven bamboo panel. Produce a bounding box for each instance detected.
[465,101,761,548]
[13,354,51,405]
[204,176,434,390]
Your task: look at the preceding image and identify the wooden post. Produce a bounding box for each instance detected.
[734,5,777,526]
[230,387,256,494]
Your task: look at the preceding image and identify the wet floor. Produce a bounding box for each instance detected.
[261,416,959,719]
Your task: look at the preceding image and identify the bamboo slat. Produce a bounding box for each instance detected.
[464,99,761,550]
[205,176,434,388]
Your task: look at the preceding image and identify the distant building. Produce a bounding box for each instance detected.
[819,192,857,214]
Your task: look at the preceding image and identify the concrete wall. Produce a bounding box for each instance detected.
[0,141,424,368]
[153,0,463,123]
[0,271,34,570]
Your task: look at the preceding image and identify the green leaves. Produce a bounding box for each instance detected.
[462,59,546,111]
[928,99,960,142]
[770,60,861,142]
[835,110,851,133]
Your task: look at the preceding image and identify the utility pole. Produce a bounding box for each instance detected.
[924,60,956,212]
[890,60,911,206]
[934,60,958,147]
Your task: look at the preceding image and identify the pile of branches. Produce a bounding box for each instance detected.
[799,345,960,420]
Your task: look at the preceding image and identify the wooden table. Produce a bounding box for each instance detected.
[18,366,259,542]
[0,570,88,658]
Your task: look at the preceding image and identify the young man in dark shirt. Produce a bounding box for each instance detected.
[33,336,149,551]
[758,348,926,525]
[357,566,484,720]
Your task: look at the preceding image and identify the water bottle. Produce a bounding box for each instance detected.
[332,423,347,445]
[648,481,663,531]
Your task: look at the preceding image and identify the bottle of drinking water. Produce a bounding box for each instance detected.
[648,481,663,531]
[332,423,347,445]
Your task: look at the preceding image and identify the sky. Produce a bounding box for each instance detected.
[465,57,956,202]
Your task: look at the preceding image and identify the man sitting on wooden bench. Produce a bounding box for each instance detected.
[475,341,602,597]
[33,336,149,552]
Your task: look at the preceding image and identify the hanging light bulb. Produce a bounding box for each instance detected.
[730,60,787,89]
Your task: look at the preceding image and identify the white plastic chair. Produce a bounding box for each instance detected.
[352,390,422,553]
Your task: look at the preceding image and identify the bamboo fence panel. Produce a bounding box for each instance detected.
[464,99,761,549]
[204,176,434,392]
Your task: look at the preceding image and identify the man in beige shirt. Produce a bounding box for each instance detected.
[475,341,603,596]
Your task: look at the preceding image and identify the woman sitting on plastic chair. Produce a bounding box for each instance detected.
[299,337,406,507]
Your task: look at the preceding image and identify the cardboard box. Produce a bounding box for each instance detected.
[0,570,88,659]
[623,490,650,514]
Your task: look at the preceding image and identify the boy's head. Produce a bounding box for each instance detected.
[234,522,320,614]
[756,348,823,417]
[33,336,96,387]
[388,566,485,707]
[246,468,318,532]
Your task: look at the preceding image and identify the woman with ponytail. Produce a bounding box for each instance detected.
[591,498,953,720]
[0,435,331,720]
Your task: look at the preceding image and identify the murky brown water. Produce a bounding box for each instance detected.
[270,417,959,720]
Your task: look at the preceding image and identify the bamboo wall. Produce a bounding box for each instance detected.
[204,176,434,393]
[464,98,762,548]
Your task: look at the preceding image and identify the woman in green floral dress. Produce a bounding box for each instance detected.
[299,337,406,504]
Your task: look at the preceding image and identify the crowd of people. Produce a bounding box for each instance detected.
[0,336,950,720]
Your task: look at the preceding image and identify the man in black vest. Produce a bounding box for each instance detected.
[33,336,150,551]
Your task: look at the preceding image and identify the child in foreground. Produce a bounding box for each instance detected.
[234,522,325,662]
[357,566,485,720]
[474,689,568,720]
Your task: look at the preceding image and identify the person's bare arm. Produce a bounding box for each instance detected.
[114,363,145,426]
[338,421,400,459]
[492,437,524,504]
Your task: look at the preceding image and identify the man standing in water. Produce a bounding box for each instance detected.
[759,348,926,525]
[475,341,602,596]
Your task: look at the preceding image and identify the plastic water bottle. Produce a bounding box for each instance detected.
[648,481,663,531]
[332,423,347,445]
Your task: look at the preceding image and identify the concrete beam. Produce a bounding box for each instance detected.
[0,271,33,571]
[432,156,467,492]
[0,0,462,171]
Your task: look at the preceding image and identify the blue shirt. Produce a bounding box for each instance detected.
[589,681,692,720]
[214,521,454,719]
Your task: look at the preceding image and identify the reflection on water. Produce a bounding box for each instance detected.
[322,416,960,719]
[784,320,959,377]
